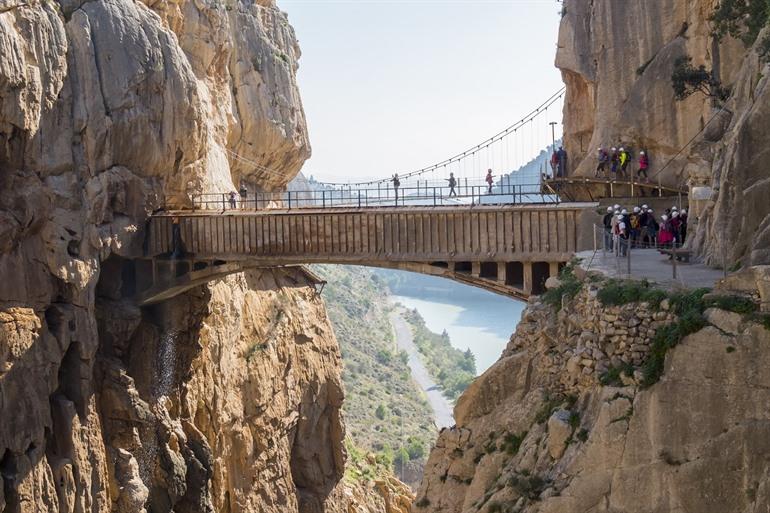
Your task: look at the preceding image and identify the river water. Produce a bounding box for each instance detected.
[392,292,525,375]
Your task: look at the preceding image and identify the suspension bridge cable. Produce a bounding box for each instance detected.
[317,87,566,187]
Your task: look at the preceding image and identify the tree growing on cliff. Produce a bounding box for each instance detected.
[710,0,770,46]
[671,56,731,104]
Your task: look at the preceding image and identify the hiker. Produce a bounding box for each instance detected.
[658,214,674,248]
[638,205,650,247]
[603,206,615,251]
[391,174,401,204]
[610,148,619,176]
[619,148,630,178]
[615,213,629,256]
[671,211,682,246]
[550,150,560,178]
[629,207,642,248]
[171,216,184,259]
[239,182,248,208]
[644,208,659,248]
[228,191,237,210]
[638,151,650,181]
[446,172,457,197]
[680,209,688,242]
[486,169,494,194]
[557,146,567,177]
[596,147,609,177]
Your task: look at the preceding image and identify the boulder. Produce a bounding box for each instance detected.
[546,409,574,460]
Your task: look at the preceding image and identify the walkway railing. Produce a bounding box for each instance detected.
[191,178,559,211]
[546,176,687,201]
[590,223,692,281]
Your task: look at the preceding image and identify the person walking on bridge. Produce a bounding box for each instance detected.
[610,148,619,177]
[596,147,609,177]
[619,148,630,179]
[557,146,567,177]
[391,174,401,205]
[228,191,237,210]
[549,150,559,178]
[602,206,614,251]
[486,169,495,194]
[446,172,457,197]
[638,151,650,181]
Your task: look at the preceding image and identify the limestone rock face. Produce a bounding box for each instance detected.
[0,1,345,512]
[415,279,770,513]
[556,1,770,265]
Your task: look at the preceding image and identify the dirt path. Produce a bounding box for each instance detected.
[389,309,455,428]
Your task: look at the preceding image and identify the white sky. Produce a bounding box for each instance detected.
[280,0,565,184]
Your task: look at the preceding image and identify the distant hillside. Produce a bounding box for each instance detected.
[313,265,436,485]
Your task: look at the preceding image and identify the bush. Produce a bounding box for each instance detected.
[375,404,388,420]
[597,279,667,307]
[702,294,757,315]
[542,261,583,310]
[507,474,549,500]
[600,361,635,386]
[415,497,430,508]
[500,432,527,455]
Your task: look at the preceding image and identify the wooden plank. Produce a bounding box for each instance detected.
[398,213,407,254]
[415,214,424,254]
[540,211,550,253]
[504,212,513,253]
[324,214,333,254]
[556,210,566,253]
[522,211,532,253]
[471,213,480,254]
[384,214,393,254]
[438,213,448,254]
[494,212,503,255]
[448,213,457,254]
[375,214,383,254]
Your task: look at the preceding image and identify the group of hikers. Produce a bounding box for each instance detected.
[595,146,650,181]
[602,203,688,256]
[391,169,497,200]
[549,146,568,178]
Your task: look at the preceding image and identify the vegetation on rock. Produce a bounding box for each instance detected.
[315,265,435,476]
[401,308,476,400]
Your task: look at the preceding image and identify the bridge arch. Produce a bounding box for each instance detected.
[136,203,598,305]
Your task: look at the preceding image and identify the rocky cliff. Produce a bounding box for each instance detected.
[0,1,353,512]
[556,0,770,267]
[415,267,770,513]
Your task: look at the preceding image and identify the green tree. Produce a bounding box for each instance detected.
[375,403,388,420]
[710,0,770,45]
[671,56,730,103]
[407,440,426,460]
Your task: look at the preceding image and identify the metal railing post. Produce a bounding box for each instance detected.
[433,187,437,206]
[626,238,631,275]
[287,191,292,210]
[322,190,326,208]
[672,243,678,280]
[593,224,597,253]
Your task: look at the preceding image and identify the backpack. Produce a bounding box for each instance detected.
[630,215,640,229]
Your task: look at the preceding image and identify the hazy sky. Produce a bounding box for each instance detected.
[280,0,565,184]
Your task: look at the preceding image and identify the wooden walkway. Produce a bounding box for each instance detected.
[544,177,687,202]
[138,203,598,304]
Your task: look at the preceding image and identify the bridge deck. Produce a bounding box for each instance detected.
[147,203,596,264]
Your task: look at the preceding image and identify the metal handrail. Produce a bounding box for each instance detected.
[190,180,558,211]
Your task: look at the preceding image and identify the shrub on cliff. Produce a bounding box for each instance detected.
[710,0,770,46]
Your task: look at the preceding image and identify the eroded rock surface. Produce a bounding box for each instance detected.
[415,276,770,513]
[557,1,770,266]
[0,1,348,512]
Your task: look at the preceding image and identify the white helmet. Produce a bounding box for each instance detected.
[620,147,625,151]
[648,208,654,213]
[672,205,678,210]
[640,151,646,155]
[611,147,617,151]
[662,214,668,221]
[681,209,687,214]
[614,204,621,210]
[616,214,624,219]
[607,206,614,212]
[672,211,679,217]
[633,207,640,213]
[598,147,603,151]
[642,204,649,209]
[621,209,628,215]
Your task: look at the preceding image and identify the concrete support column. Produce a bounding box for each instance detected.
[523,261,534,295]
[497,262,507,284]
[472,261,481,278]
[549,261,560,279]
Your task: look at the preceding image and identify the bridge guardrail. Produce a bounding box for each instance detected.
[190,179,559,211]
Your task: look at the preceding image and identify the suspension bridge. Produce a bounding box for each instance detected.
[136,89,685,304]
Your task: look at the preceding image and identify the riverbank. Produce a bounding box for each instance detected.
[389,309,455,428]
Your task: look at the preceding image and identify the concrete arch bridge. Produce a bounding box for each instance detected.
[136,203,599,305]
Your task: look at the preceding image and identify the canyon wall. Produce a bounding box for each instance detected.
[0,1,350,512]
[556,0,770,267]
[416,269,770,513]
